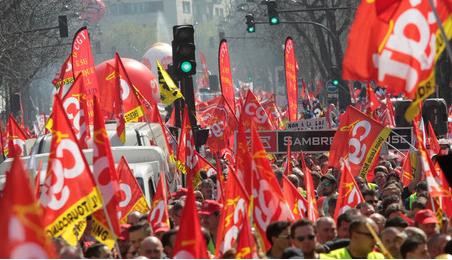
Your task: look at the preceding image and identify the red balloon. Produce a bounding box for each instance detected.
[95,57,160,108]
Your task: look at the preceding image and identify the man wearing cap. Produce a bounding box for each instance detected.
[317,174,338,217]
[415,209,439,239]
[199,200,223,254]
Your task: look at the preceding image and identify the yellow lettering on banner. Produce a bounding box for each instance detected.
[124,106,144,122]
[45,188,102,238]
[405,17,452,121]
[359,127,391,178]
[61,219,87,246]
[91,218,116,249]
[120,196,150,224]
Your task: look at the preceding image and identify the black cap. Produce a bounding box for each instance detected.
[320,173,337,184]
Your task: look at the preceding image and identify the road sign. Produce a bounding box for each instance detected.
[247,127,413,154]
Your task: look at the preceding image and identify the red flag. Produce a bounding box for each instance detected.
[282,175,308,219]
[7,115,28,157]
[176,106,198,176]
[173,169,209,258]
[342,0,451,121]
[0,157,56,258]
[117,157,149,223]
[250,126,294,250]
[91,97,121,247]
[235,122,253,195]
[149,171,170,233]
[215,168,250,257]
[284,37,298,122]
[219,40,236,111]
[385,94,396,127]
[334,163,364,220]
[367,84,381,113]
[40,95,102,240]
[301,152,319,222]
[52,54,74,88]
[235,212,258,259]
[427,122,441,155]
[401,152,414,187]
[199,95,237,152]
[114,53,145,143]
[61,74,91,148]
[239,90,274,130]
[328,106,391,178]
[71,27,99,123]
[262,95,284,130]
[198,50,210,89]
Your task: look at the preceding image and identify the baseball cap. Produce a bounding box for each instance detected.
[153,222,170,234]
[198,200,223,216]
[414,209,438,225]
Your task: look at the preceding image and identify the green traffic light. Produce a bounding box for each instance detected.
[180,61,192,73]
[270,17,280,25]
[247,26,255,33]
[332,79,339,86]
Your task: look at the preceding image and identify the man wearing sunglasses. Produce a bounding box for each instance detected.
[291,219,319,259]
[320,217,385,259]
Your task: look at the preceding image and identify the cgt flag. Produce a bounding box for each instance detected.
[6,114,28,158]
[90,97,121,249]
[148,171,170,233]
[0,157,56,258]
[40,95,102,242]
[334,162,364,220]
[284,37,298,122]
[328,106,391,178]
[342,0,452,121]
[117,157,149,223]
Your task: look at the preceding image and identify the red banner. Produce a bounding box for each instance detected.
[250,126,294,250]
[71,27,99,122]
[284,37,298,122]
[53,54,74,88]
[198,50,210,89]
[6,115,28,157]
[0,157,57,258]
[342,1,452,121]
[91,97,121,248]
[215,169,250,257]
[328,106,391,178]
[219,40,236,111]
[61,75,90,148]
[41,95,102,239]
[117,157,149,223]
[334,163,364,220]
[149,171,170,233]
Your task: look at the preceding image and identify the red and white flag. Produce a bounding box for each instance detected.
[6,114,28,158]
[239,90,274,130]
[91,97,121,248]
[40,95,102,242]
[149,172,170,232]
[282,175,308,219]
[52,54,74,89]
[0,157,56,258]
[250,126,294,250]
[334,162,364,220]
[300,152,319,222]
[117,157,149,223]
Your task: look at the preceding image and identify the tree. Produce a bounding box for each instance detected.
[0,0,84,122]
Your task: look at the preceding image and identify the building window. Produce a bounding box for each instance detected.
[182,1,191,14]
[215,7,224,17]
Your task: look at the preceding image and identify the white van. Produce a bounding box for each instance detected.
[0,122,179,203]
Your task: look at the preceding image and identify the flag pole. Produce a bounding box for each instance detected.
[427,0,452,62]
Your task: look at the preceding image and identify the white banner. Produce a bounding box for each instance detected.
[286,117,328,130]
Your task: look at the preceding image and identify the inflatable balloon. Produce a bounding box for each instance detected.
[95,58,160,110]
[80,0,106,24]
[142,42,172,77]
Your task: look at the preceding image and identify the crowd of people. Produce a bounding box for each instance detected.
[46,149,452,259]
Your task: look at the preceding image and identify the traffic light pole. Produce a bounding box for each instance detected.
[252,20,343,59]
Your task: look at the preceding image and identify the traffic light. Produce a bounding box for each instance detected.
[58,15,68,38]
[172,25,196,78]
[332,79,339,86]
[266,0,279,25]
[245,14,256,33]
